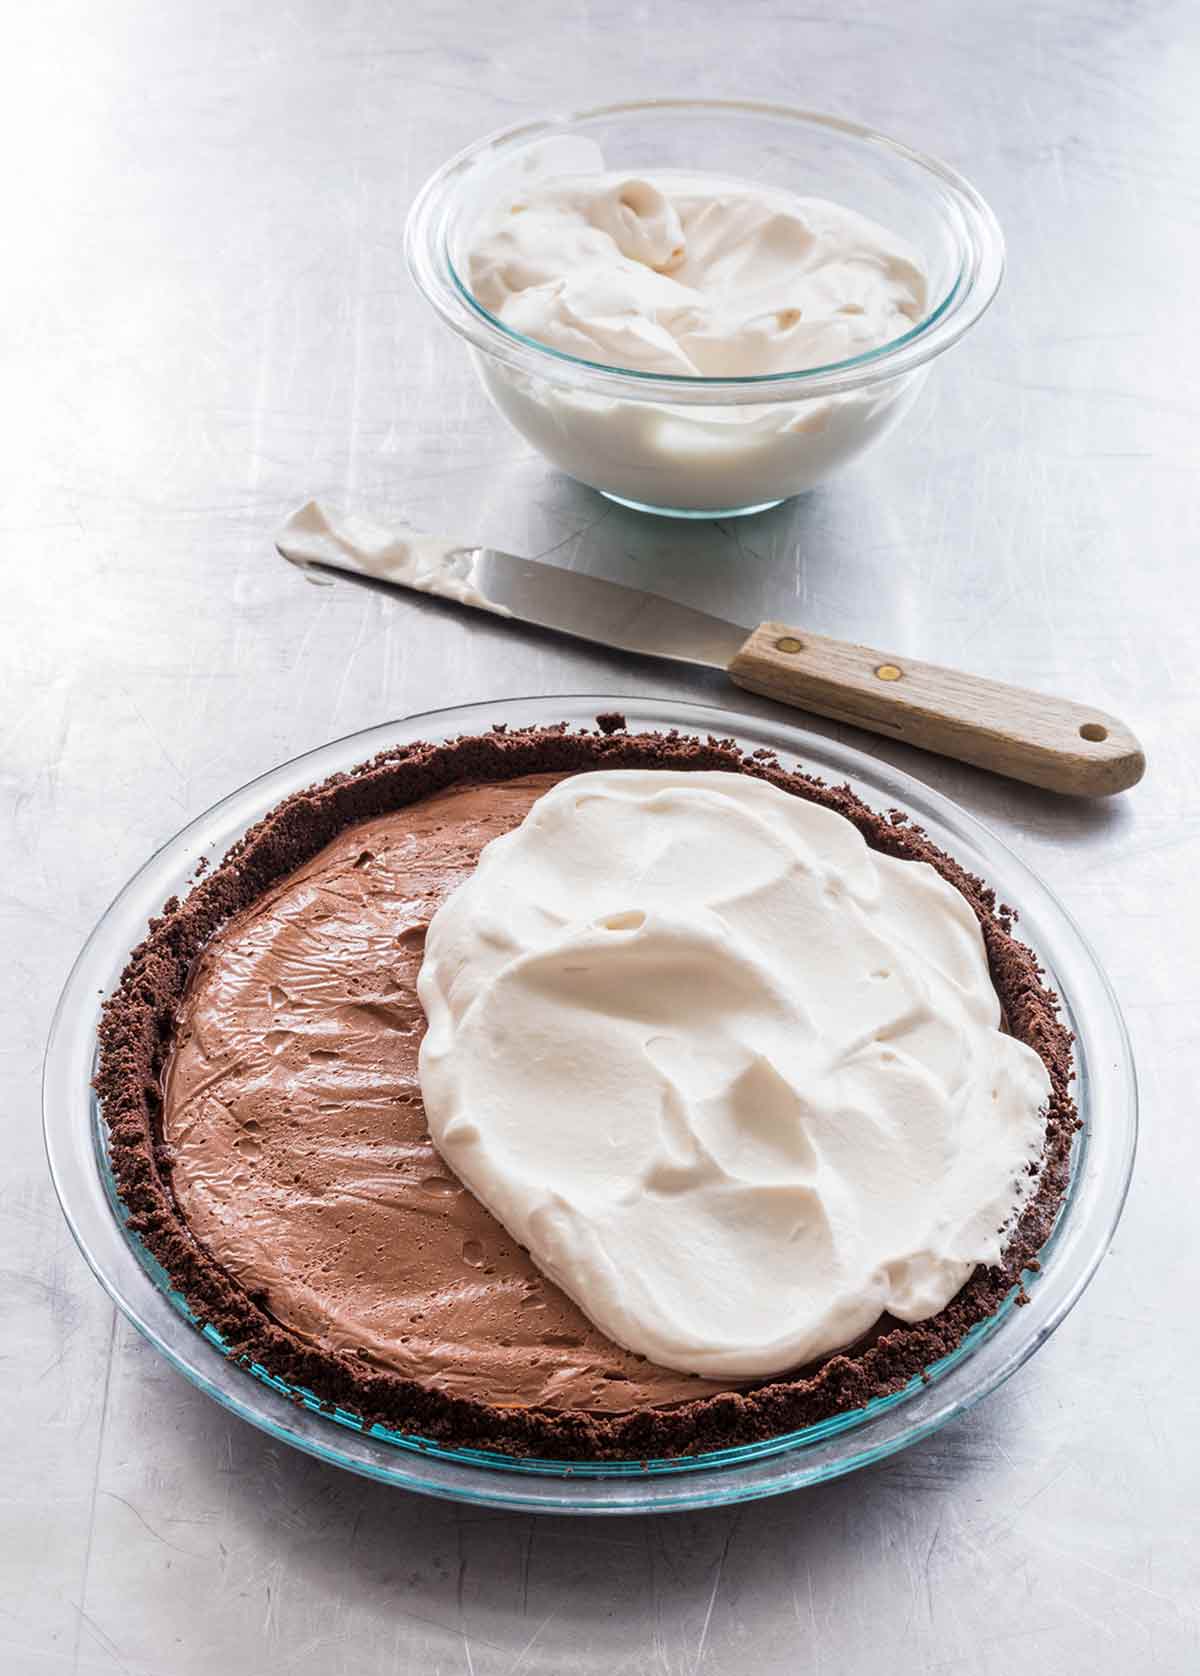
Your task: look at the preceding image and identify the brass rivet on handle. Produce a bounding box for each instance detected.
[775,636,804,653]
[874,663,903,682]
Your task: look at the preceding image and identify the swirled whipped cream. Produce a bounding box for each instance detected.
[466,171,926,377]
[417,771,1050,1380]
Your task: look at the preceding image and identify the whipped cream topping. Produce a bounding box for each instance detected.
[418,771,1051,1380]
[466,172,927,378]
[276,501,511,616]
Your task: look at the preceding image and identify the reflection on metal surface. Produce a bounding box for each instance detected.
[10,2,1191,1668]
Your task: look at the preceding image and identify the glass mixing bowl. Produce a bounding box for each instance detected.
[44,698,1135,1513]
[405,101,1005,518]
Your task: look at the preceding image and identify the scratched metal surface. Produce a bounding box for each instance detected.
[3,0,1198,1670]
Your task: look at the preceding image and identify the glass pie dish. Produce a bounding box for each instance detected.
[44,696,1136,1514]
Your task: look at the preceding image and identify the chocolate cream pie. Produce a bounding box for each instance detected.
[97,719,1077,1461]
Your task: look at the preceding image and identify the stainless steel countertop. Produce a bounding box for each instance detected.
[5,1,1198,1670]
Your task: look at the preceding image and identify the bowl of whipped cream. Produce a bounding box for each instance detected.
[406,100,1004,518]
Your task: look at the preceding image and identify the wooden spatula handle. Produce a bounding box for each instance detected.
[728,622,1144,797]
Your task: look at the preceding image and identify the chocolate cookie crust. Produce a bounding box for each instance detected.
[96,720,1077,1461]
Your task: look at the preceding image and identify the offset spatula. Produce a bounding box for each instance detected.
[277,502,1144,798]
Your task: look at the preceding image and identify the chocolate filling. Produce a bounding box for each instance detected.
[96,719,1077,1460]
